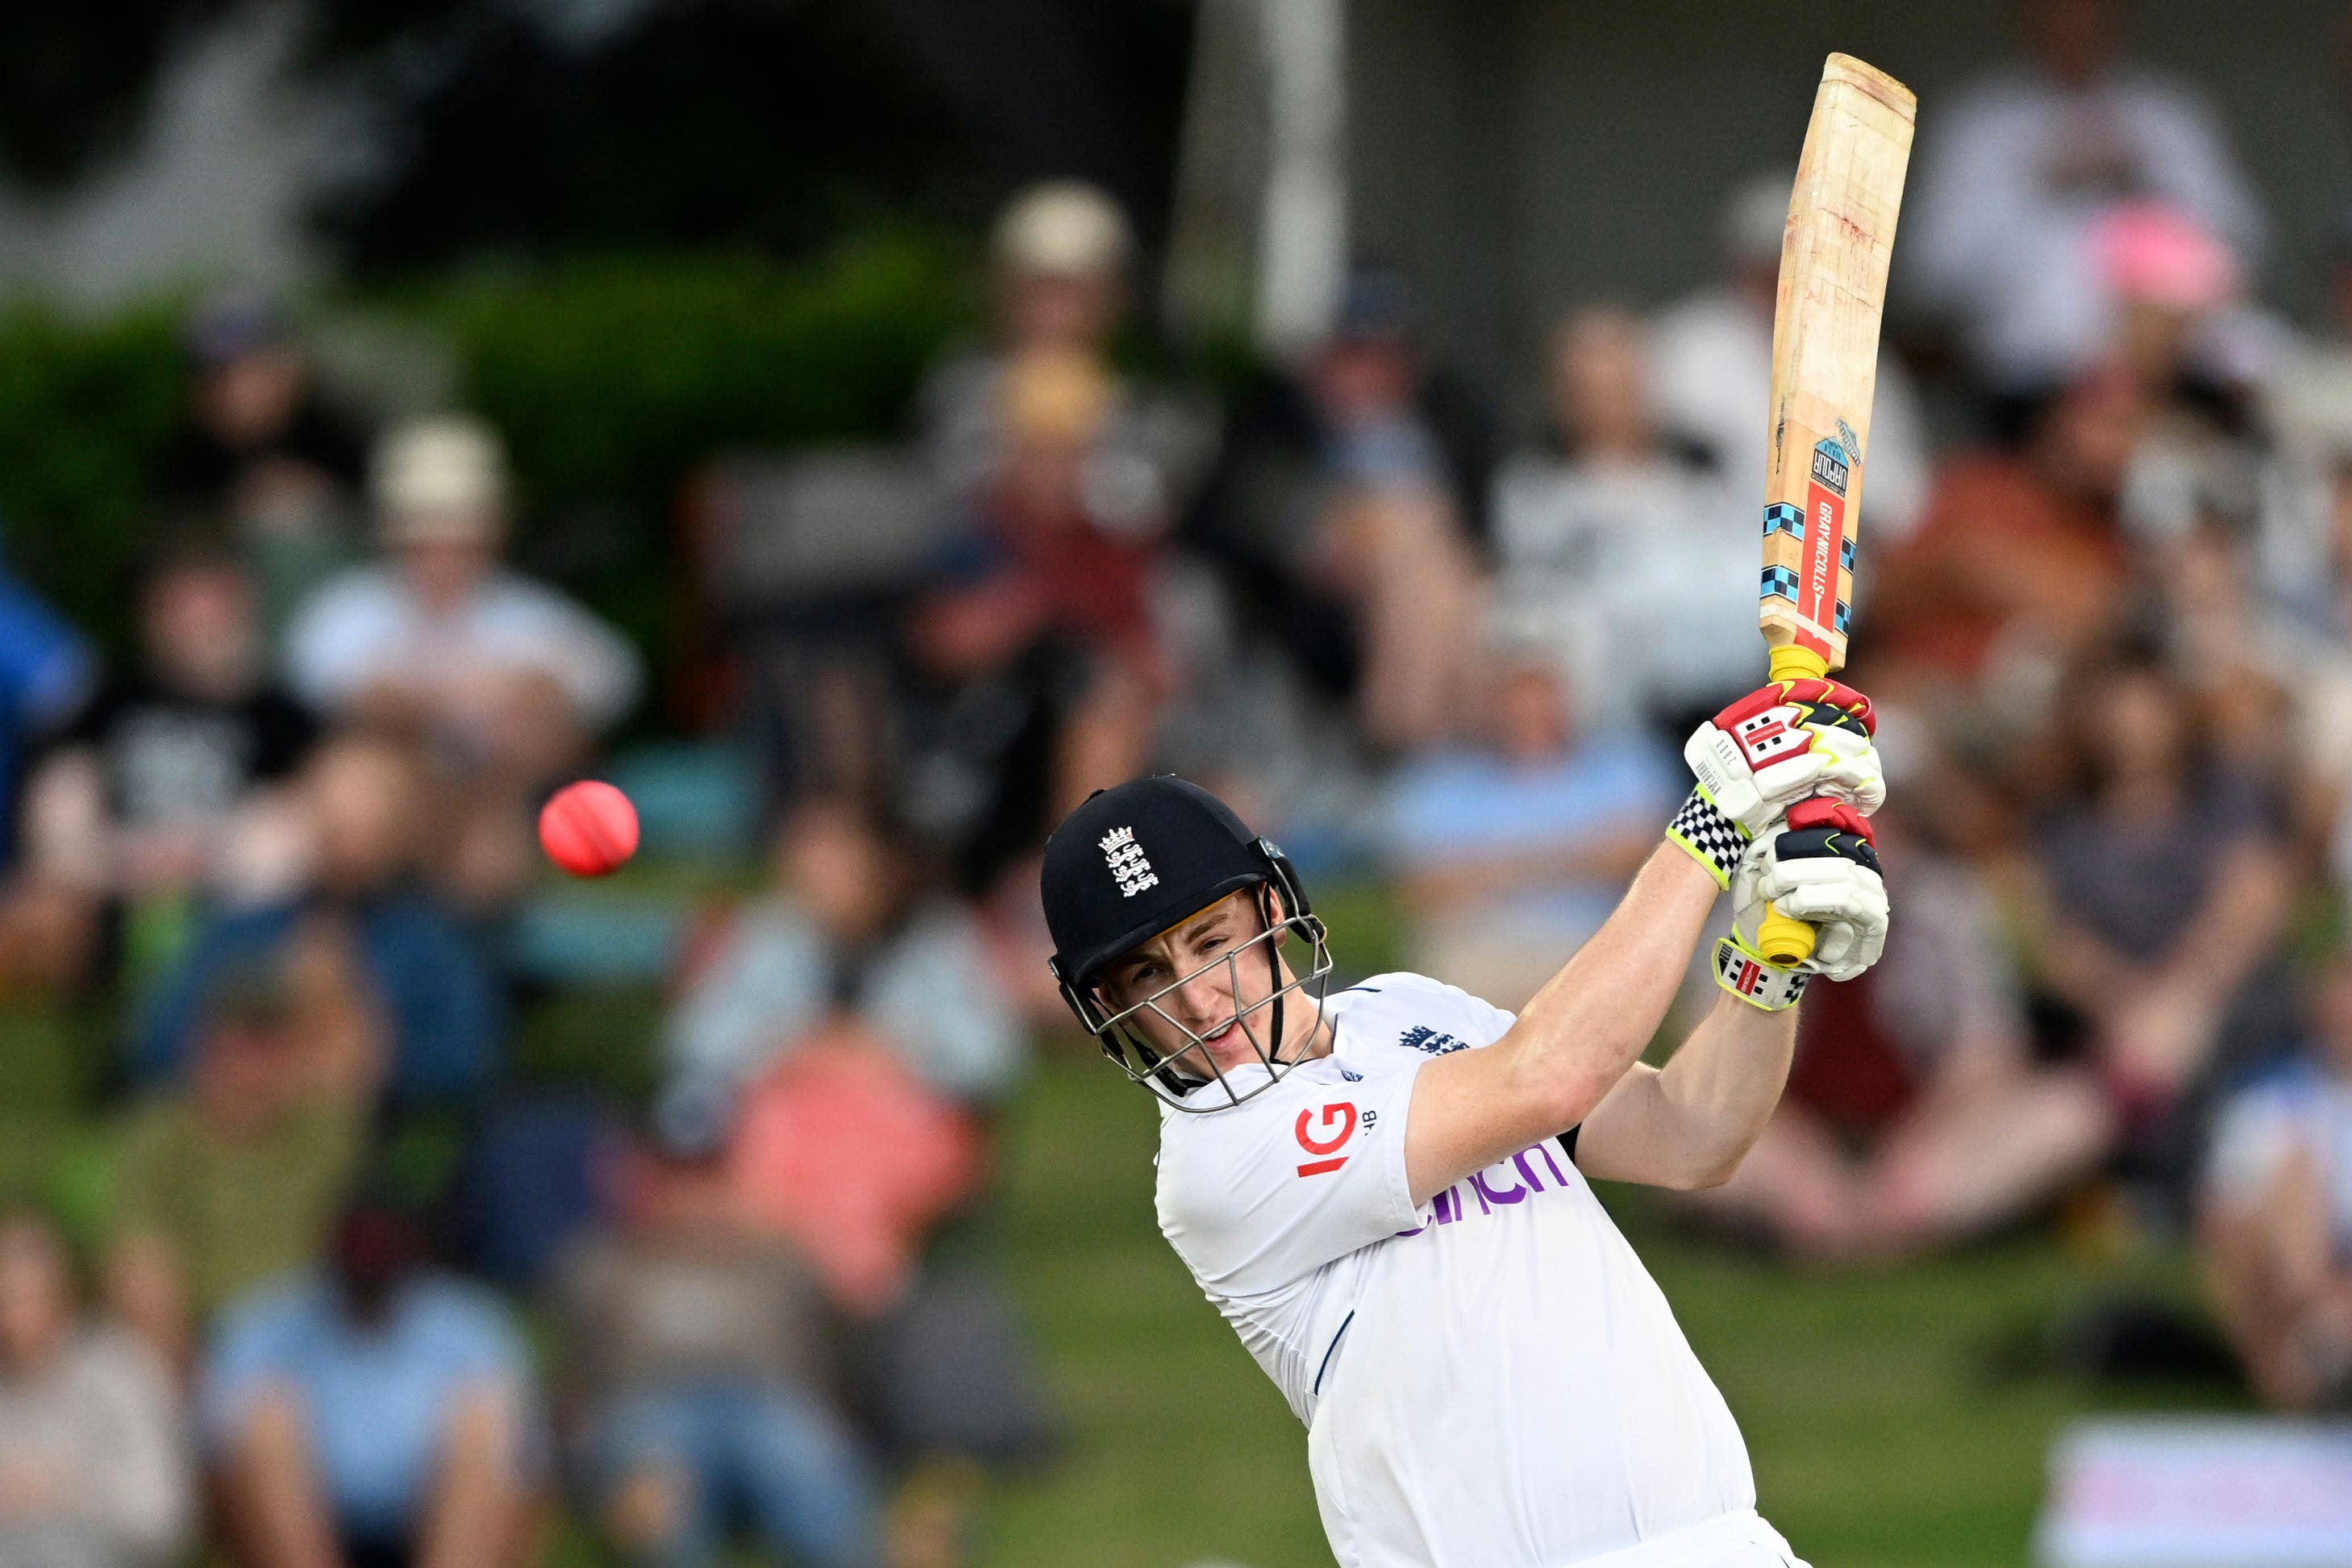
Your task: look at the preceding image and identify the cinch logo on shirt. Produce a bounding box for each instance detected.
[1294,1102,1357,1176]
[1398,1025,1467,1056]
[1396,1141,1574,1236]
[1098,826,1159,897]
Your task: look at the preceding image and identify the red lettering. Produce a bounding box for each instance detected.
[1295,1102,1358,1176]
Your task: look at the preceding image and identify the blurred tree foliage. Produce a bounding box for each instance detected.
[0,232,976,682]
[0,305,186,654]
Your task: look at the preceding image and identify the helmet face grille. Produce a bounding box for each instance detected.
[1057,856,1334,1113]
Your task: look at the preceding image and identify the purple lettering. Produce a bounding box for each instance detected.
[1529,1142,1570,1187]
[1512,1150,1547,1194]
[1472,1167,1526,1205]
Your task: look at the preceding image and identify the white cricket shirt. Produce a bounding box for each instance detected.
[1155,972,1757,1568]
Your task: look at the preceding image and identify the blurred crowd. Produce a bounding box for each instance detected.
[6,1,2352,1564]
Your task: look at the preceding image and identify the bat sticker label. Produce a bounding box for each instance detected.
[1809,439,1850,497]
[1763,503,1805,540]
[1835,418,1861,465]
[1797,436,1852,654]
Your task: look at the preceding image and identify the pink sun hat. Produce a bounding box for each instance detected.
[2095,202,2240,312]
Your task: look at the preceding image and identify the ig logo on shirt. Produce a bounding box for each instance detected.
[1295,1103,1359,1177]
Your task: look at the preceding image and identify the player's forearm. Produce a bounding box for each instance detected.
[1641,992,1801,1187]
[1505,841,1721,1124]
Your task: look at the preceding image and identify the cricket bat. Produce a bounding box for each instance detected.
[1755,52,1915,966]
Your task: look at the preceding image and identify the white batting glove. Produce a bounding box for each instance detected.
[1717,799,1891,1009]
[1684,676,1885,838]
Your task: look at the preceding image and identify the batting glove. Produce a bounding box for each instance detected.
[1684,676,1884,839]
[1717,799,1890,1009]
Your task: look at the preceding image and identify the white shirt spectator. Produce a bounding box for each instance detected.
[1905,66,2265,391]
[1648,287,1929,542]
[285,565,642,732]
[1157,971,1780,1567]
[1489,447,1754,726]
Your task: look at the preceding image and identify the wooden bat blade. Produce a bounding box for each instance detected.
[1759,51,1915,684]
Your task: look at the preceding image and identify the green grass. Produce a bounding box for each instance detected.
[974,1049,2249,1568]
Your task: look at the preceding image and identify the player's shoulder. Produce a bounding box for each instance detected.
[1328,971,1516,1056]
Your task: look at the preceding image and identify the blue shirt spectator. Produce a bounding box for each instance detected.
[0,563,94,863]
[136,892,502,1104]
[1381,649,1680,1008]
[133,730,505,1104]
[201,1270,532,1542]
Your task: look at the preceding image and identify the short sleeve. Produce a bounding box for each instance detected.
[1156,1062,1426,1299]
[197,1286,307,1454]
[2204,1083,2305,1208]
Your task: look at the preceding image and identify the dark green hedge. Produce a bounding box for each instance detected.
[0,229,978,679]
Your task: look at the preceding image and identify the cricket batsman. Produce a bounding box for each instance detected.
[1038,678,1889,1567]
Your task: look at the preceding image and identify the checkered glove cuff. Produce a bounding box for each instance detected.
[1713,938,1809,1012]
[1666,788,1747,889]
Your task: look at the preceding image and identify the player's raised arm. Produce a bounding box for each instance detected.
[1575,799,1888,1191]
[1401,680,1886,1207]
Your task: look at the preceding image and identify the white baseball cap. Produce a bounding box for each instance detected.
[371,415,510,543]
[992,181,1134,279]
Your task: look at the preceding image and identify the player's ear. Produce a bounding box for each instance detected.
[1262,883,1289,945]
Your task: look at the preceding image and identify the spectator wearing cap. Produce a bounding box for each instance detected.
[285,416,643,910]
[156,289,368,635]
[21,540,318,934]
[1189,267,1488,754]
[0,1211,193,1568]
[203,1195,542,1568]
[921,181,1206,505]
[285,416,642,778]
[1904,0,2266,404]
[1649,168,1929,542]
[549,1092,876,1568]
[131,728,503,1110]
[106,950,377,1370]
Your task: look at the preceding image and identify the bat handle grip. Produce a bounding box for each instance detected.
[1767,643,1830,684]
[1757,905,1817,967]
[1759,645,1831,963]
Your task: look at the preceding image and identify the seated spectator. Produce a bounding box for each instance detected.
[728,1022,982,1317]
[204,1194,539,1568]
[664,797,1025,1114]
[903,351,1176,891]
[1490,306,1750,735]
[1379,633,1680,1009]
[285,418,642,909]
[135,729,505,1107]
[1188,268,1486,754]
[22,540,317,926]
[288,417,639,758]
[551,1096,875,1568]
[1687,785,2116,1259]
[1903,0,2266,406]
[1871,367,2144,698]
[107,955,374,1369]
[1651,168,1929,541]
[2017,645,2297,1206]
[156,289,367,634]
[0,1211,193,1568]
[2201,949,2352,1409]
